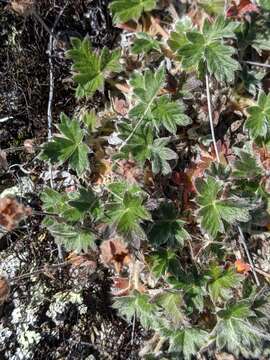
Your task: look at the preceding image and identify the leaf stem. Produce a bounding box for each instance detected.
[205,73,220,163]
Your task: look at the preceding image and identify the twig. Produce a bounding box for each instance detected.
[238,226,260,286]
[205,73,220,163]
[243,60,270,69]
[10,261,70,282]
[205,73,260,286]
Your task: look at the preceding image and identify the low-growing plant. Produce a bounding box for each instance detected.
[38,1,270,358]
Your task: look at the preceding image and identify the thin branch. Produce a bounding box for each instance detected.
[238,225,260,286]
[243,60,270,69]
[11,261,70,282]
[205,73,220,163]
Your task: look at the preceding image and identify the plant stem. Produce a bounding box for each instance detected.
[205,73,220,162]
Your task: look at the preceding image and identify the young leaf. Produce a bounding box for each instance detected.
[113,291,159,328]
[207,264,243,303]
[195,176,250,238]
[166,327,209,359]
[148,202,190,247]
[150,138,178,175]
[168,17,193,53]
[109,0,157,24]
[40,113,89,176]
[67,37,121,98]
[245,91,270,140]
[132,32,161,54]
[178,17,240,82]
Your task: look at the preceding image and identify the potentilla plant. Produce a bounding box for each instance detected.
[39,1,270,358]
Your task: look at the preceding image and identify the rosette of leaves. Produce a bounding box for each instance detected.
[172,16,240,82]
[40,113,89,176]
[67,37,121,98]
[195,176,250,238]
[109,0,157,24]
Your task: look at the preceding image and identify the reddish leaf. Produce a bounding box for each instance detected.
[100,238,132,273]
[0,197,32,231]
[227,0,259,18]
[111,276,130,296]
[235,259,251,274]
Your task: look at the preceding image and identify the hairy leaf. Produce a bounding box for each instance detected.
[207,264,243,303]
[196,176,250,238]
[113,291,159,328]
[179,17,240,82]
[132,32,161,54]
[109,0,157,23]
[40,113,89,176]
[148,202,190,246]
[214,301,270,358]
[67,37,121,98]
[245,91,270,140]
[167,327,209,359]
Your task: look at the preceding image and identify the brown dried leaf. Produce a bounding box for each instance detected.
[100,238,132,273]
[0,197,32,231]
[10,0,34,16]
[68,251,97,270]
[0,276,10,304]
[111,276,130,296]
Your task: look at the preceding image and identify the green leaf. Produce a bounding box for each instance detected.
[214,301,270,358]
[106,185,151,239]
[151,96,192,134]
[82,110,98,133]
[198,0,226,15]
[167,327,209,359]
[132,32,161,54]
[67,37,121,98]
[148,202,190,246]
[40,113,89,176]
[259,0,270,10]
[155,290,184,325]
[109,0,157,24]
[245,91,270,140]
[149,249,179,279]
[43,218,95,252]
[168,17,193,53]
[150,138,178,175]
[179,17,240,83]
[233,149,262,179]
[68,187,99,216]
[207,264,243,303]
[113,291,159,328]
[196,176,250,238]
